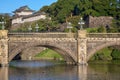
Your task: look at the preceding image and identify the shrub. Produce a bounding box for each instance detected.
[111,49,120,60]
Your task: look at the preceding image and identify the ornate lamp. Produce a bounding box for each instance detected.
[35,24,39,32]
[78,17,85,30]
[0,17,6,30]
[67,22,72,32]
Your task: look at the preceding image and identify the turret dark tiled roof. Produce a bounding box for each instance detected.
[13,5,35,13]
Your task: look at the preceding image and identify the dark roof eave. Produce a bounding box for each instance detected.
[13,10,35,13]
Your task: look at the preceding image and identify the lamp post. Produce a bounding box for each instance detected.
[28,25,32,32]
[0,17,6,30]
[35,24,39,32]
[67,22,72,33]
[78,17,85,30]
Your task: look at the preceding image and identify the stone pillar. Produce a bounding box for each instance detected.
[77,30,87,65]
[0,30,9,67]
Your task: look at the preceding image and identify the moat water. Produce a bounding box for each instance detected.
[0,60,120,80]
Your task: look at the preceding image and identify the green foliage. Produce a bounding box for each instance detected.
[86,27,98,33]
[90,47,120,61]
[90,47,113,61]
[97,26,106,33]
[40,6,49,12]
[108,19,120,33]
[111,49,120,60]
[40,0,120,23]
[66,16,83,31]
[64,27,77,33]
[13,19,59,32]
[0,0,119,32]
[86,26,107,33]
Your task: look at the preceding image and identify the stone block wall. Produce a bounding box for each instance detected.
[86,16,113,28]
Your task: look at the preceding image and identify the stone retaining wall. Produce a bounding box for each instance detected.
[86,16,113,28]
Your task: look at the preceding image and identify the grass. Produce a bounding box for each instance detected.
[35,48,63,60]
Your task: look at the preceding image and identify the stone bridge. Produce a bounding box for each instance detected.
[0,30,120,66]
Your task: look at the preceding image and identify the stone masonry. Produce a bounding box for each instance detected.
[0,30,8,67]
[86,16,113,28]
[0,30,120,66]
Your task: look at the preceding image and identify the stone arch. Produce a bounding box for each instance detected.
[9,42,76,64]
[87,41,120,61]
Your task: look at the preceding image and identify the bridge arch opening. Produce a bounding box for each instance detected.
[9,44,76,64]
[12,53,22,60]
[34,48,64,60]
[87,42,120,61]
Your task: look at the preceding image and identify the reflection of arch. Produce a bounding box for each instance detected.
[87,42,120,61]
[9,42,76,64]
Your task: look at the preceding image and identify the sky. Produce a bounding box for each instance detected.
[0,0,57,14]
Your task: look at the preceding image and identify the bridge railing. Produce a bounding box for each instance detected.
[87,33,120,38]
[8,32,120,38]
[8,32,76,38]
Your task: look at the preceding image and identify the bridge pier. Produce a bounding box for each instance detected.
[77,30,87,65]
[0,30,9,67]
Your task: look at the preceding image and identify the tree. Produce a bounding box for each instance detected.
[73,5,80,15]
[40,6,49,12]
[40,0,120,22]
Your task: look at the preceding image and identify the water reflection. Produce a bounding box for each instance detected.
[78,65,87,80]
[9,61,78,80]
[0,67,8,80]
[0,61,120,80]
[87,64,120,80]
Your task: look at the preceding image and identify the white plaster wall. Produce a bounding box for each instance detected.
[16,11,33,16]
[12,17,23,24]
[23,15,46,22]
[12,14,46,24]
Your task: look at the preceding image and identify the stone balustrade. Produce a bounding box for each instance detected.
[8,32,76,38]
[87,33,120,38]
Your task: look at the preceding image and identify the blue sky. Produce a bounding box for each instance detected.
[0,0,57,13]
